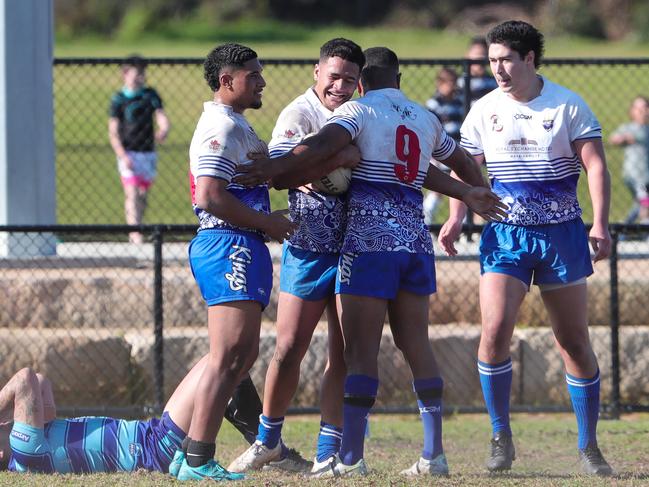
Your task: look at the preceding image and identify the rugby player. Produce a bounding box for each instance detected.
[179,42,296,481]
[234,47,506,477]
[438,20,613,476]
[228,38,364,475]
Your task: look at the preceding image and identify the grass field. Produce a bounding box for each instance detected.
[1,413,647,486]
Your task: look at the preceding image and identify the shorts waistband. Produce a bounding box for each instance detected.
[197,228,264,241]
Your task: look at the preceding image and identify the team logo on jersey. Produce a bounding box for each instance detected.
[542,119,554,131]
[490,114,503,132]
[209,139,221,151]
[129,443,143,457]
[283,129,297,139]
[225,245,252,292]
[392,103,417,121]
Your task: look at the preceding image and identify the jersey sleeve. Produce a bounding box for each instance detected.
[108,93,122,118]
[327,101,365,140]
[429,112,457,161]
[459,104,484,155]
[567,94,601,141]
[268,106,314,158]
[193,122,242,183]
[148,88,163,110]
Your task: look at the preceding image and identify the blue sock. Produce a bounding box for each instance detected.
[339,374,378,465]
[256,414,284,449]
[414,377,444,460]
[566,370,600,450]
[478,358,513,436]
[316,421,343,462]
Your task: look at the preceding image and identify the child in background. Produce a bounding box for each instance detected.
[609,96,649,224]
[423,67,463,226]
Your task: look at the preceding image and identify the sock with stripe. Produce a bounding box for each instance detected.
[478,358,513,436]
[186,438,215,467]
[339,374,379,466]
[414,377,444,460]
[566,369,600,449]
[316,421,343,462]
[256,415,284,449]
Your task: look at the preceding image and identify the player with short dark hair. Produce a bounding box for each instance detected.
[177,42,296,482]
[108,54,170,244]
[234,46,506,478]
[439,20,613,476]
[227,37,363,476]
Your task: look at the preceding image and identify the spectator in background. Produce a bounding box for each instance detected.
[609,96,649,224]
[424,67,464,225]
[457,37,498,106]
[108,55,170,244]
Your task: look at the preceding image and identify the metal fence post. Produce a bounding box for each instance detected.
[152,226,165,410]
[461,59,475,239]
[608,227,621,419]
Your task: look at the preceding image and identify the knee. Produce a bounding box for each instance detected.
[273,336,309,369]
[12,368,37,392]
[480,324,511,357]
[558,337,593,363]
[212,341,259,377]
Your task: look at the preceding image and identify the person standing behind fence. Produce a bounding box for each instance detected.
[609,96,649,225]
[108,55,170,244]
[423,67,464,225]
[175,43,296,482]
[439,20,613,476]
[457,37,498,106]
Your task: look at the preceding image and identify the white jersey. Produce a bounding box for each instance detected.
[461,76,601,225]
[268,88,346,253]
[189,102,270,232]
[328,88,456,254]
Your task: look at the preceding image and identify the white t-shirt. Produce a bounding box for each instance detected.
[328,88,456,254]
[268,88,346,253]
[189,102,270,232]
[461,76,601,225]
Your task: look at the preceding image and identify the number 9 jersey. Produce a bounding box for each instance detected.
[326,88,456,254]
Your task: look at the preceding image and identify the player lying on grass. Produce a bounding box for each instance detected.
[0,358,297,476]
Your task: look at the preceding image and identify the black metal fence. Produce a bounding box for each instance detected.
[1,224,648,418]
[55,57,649,226]
[7,57,646,417]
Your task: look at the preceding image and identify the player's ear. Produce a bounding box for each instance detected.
[524,50,535,67]
[396,72,402,89]
[220,72,234,90]
[313,63,320,81]
[357,79,365,96]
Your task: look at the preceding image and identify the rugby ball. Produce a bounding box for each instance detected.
[311,167,352,195]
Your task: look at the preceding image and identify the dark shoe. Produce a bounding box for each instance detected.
[486,431,516,472]
[579,445,613,476]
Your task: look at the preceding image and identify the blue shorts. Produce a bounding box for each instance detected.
[335,251,436,299]
[9,412,185,474]
[279,243,338,301]
[189,229,273,309]
[480,219,593,287]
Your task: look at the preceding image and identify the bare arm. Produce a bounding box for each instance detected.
[423,164,507,222]
[576,138,611,262]
[233,124,353,187]
[437,152,486,256]
[272,143,360,190]
[0,368,44,428]
[154,108,170,144]
[108,117,127,159]
[195,176,296,242]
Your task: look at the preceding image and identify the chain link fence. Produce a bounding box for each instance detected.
[3,57,646,416]
[55,57,649,225]
[1,224,648,417]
